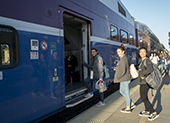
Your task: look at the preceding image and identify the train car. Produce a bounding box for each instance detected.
[0,0,140,122]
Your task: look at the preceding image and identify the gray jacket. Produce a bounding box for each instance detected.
[138,58,153,85]
[114,55,131,83]
[83,54,104,79]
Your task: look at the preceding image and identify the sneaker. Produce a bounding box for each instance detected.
[120,108,131,113]
[96,101,105,107]
[139,111,150,117]
[130,104,136,110]
[148,113,159,121]
[84,93,94,98]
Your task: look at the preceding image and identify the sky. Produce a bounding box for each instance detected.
[121,0,170,51]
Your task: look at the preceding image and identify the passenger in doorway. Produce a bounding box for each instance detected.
[114,44,135,113]
[83,48,105,106]
[65,50,78,84]
[159,51,167,74]
[138,47,159,121]
[150,52,160,66]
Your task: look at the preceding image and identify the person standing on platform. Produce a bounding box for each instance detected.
[150,52,160,66]
[114,44,135,113]
[83,48,105,106]
[137,47,159,121]
[159,51,167,74]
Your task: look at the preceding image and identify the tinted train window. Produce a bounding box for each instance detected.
[129,34,134,45]
[110,25,118,40]
[120,30,128,43]
[0,25,19,69]
[118,2,126,17]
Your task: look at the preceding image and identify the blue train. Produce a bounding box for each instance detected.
[0,0,164,122]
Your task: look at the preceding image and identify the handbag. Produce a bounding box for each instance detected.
[95,80,107,92]
[130,64,138,79]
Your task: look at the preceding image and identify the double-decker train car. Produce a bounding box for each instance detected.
[0,0,164,122]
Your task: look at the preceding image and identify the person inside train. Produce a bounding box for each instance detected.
[83,48,105,106]
[114,44,136,113]
[150,52,160,66]
[137,47,159,121]
[65,50,78,85]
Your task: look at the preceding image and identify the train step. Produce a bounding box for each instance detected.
[66,94,92,108]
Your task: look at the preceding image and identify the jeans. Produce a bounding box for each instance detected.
[119,80,131,107]
[161,63,167,73]
[84,76,97,93]
[99,92,104,102]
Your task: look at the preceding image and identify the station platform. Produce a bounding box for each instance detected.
[68,71,170,123]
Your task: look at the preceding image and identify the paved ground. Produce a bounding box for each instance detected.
[68,70,170,123]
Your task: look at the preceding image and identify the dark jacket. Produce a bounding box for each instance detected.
[65,54,78,71]
[83,54,104,79]
[114,55,131,83]
[138,58,153,85]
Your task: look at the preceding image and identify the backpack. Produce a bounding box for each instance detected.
[103,63,110,79]
[144,59,162,90]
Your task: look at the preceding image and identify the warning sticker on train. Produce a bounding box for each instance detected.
[41,41,48,51]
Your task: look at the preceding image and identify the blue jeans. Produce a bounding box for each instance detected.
[119,80,131,107]
[84,76,97,93]
[99,92,104,102]
[161,63,167,73]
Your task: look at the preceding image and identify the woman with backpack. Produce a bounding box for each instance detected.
[137,47,159,121]
[114,44,135,113]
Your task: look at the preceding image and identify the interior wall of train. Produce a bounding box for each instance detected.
[63,13,89,95]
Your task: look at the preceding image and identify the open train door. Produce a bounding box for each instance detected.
[63,13,92,106]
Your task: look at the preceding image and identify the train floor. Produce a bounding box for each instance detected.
[68,70,170,123]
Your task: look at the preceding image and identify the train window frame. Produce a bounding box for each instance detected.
[110,25,118,41]
[0,25,19,69]
[129,34,134,45]
[120,29,128,43]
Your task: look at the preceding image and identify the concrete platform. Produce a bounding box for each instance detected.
[68,71,170,123]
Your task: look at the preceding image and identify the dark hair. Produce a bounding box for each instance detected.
[91,48,99,53]
[117,44,126,53]
[137,47,149,58]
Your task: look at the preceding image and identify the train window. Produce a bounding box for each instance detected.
[120,30,128,43]
[118,2,126,17]
[129,34,134,45]
[110,25,118,40]
[0,25,19,69]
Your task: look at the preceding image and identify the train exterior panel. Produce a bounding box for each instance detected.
[0,0,151,122]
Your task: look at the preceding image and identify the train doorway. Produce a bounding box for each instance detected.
[63,13,89,95]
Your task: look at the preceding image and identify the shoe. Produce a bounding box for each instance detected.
[148,113,159,121]
[96,101,105,107]
[130,104,136,109]
[84,93,94,98]
[120,108,131,113]
[139,111,150,117]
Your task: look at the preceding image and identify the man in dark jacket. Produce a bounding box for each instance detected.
[83,48,104,99]
[65,50,78,84]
